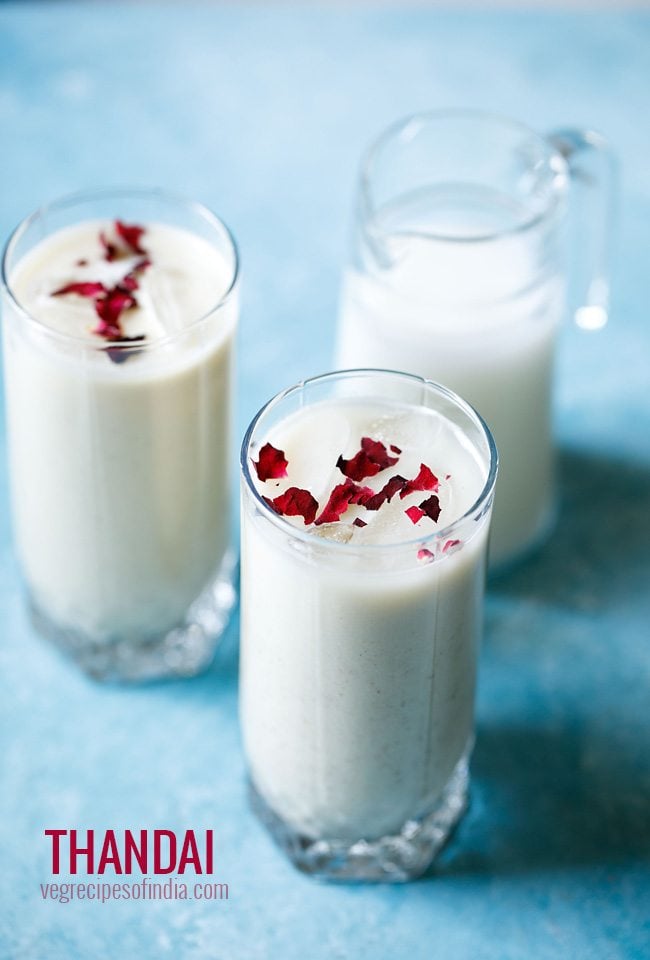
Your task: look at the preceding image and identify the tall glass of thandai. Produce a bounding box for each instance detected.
[240,369,497,881]
[1,189,239,680]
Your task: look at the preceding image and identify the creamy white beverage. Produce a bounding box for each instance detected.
[2,203,238,677]
[240,372,496,878]
[337,189,562,568]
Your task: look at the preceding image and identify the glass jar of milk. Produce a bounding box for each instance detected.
[240,369,497,881]
[1,190,239,680]
[337,110,616,569]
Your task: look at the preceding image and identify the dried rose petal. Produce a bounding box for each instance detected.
[353,518,367,528]
[100,222,147,261]
[390,444,401,454]
[361,437,399,466]
[119,273,140,293]
[337,436,399,481]
[253,443,289,482]
[336,450,381,481]
[363,475,407,511]
[349,485,374,505]
[399,463,439,500]
[315,479,374,525]
[52,281,106,298]
[93,289,137,339]
[100,231,119,262]
[264,487,318,525]
[405,505,425,525]
[443,539,461,553]
[417,548,434,562]
[419,494,441,523]
[114,258,151,295]
[115,220,147,255]
[52,226,151,358]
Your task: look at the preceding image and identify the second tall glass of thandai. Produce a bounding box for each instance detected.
[240,370,497,881]
[1,189,239,680]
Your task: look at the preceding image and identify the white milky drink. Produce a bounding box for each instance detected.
[336,112,616,571]
[337,186,562,568]
[1,193,238,679]
[240,371,497,881]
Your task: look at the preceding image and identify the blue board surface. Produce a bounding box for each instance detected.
[0,5,648,958]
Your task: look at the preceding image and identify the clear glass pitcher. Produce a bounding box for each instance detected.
[336,110,616,569]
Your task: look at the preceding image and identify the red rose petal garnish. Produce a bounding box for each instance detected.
[363,475,407,511]
[52,280,139,343]
[52,281,107,298]
[252,435,446,538]
[336,450,381,481]
[115,220,147,255]
[93,289,137,340]
[405,505,425,525]
[443,539,461,553]
[349,484,374,505]
[417,548,434,562]
[100,222,148,261]
[361,436,399,467]
[100,231,119,262]
[264,487,318,525]
[253,443,289,482]
[419,494,442,523]
[113,259,151,294]
[119,272,140,293]
[337,436,399,481]
[52,226,151,362]
[315,479,374,525]
[399,463,439,499]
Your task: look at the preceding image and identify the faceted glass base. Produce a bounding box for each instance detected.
[28,550,238,682]
[249,748,470,882]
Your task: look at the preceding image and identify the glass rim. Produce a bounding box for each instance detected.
[359,108,568,245]
[0,186,240,353]
[240,368,498,554]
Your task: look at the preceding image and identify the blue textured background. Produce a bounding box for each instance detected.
[0,4,649,958]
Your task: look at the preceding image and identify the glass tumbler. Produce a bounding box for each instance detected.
[240,369,497,881]
[1,189,239,680]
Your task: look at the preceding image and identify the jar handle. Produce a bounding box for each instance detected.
[548,128,618,330]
